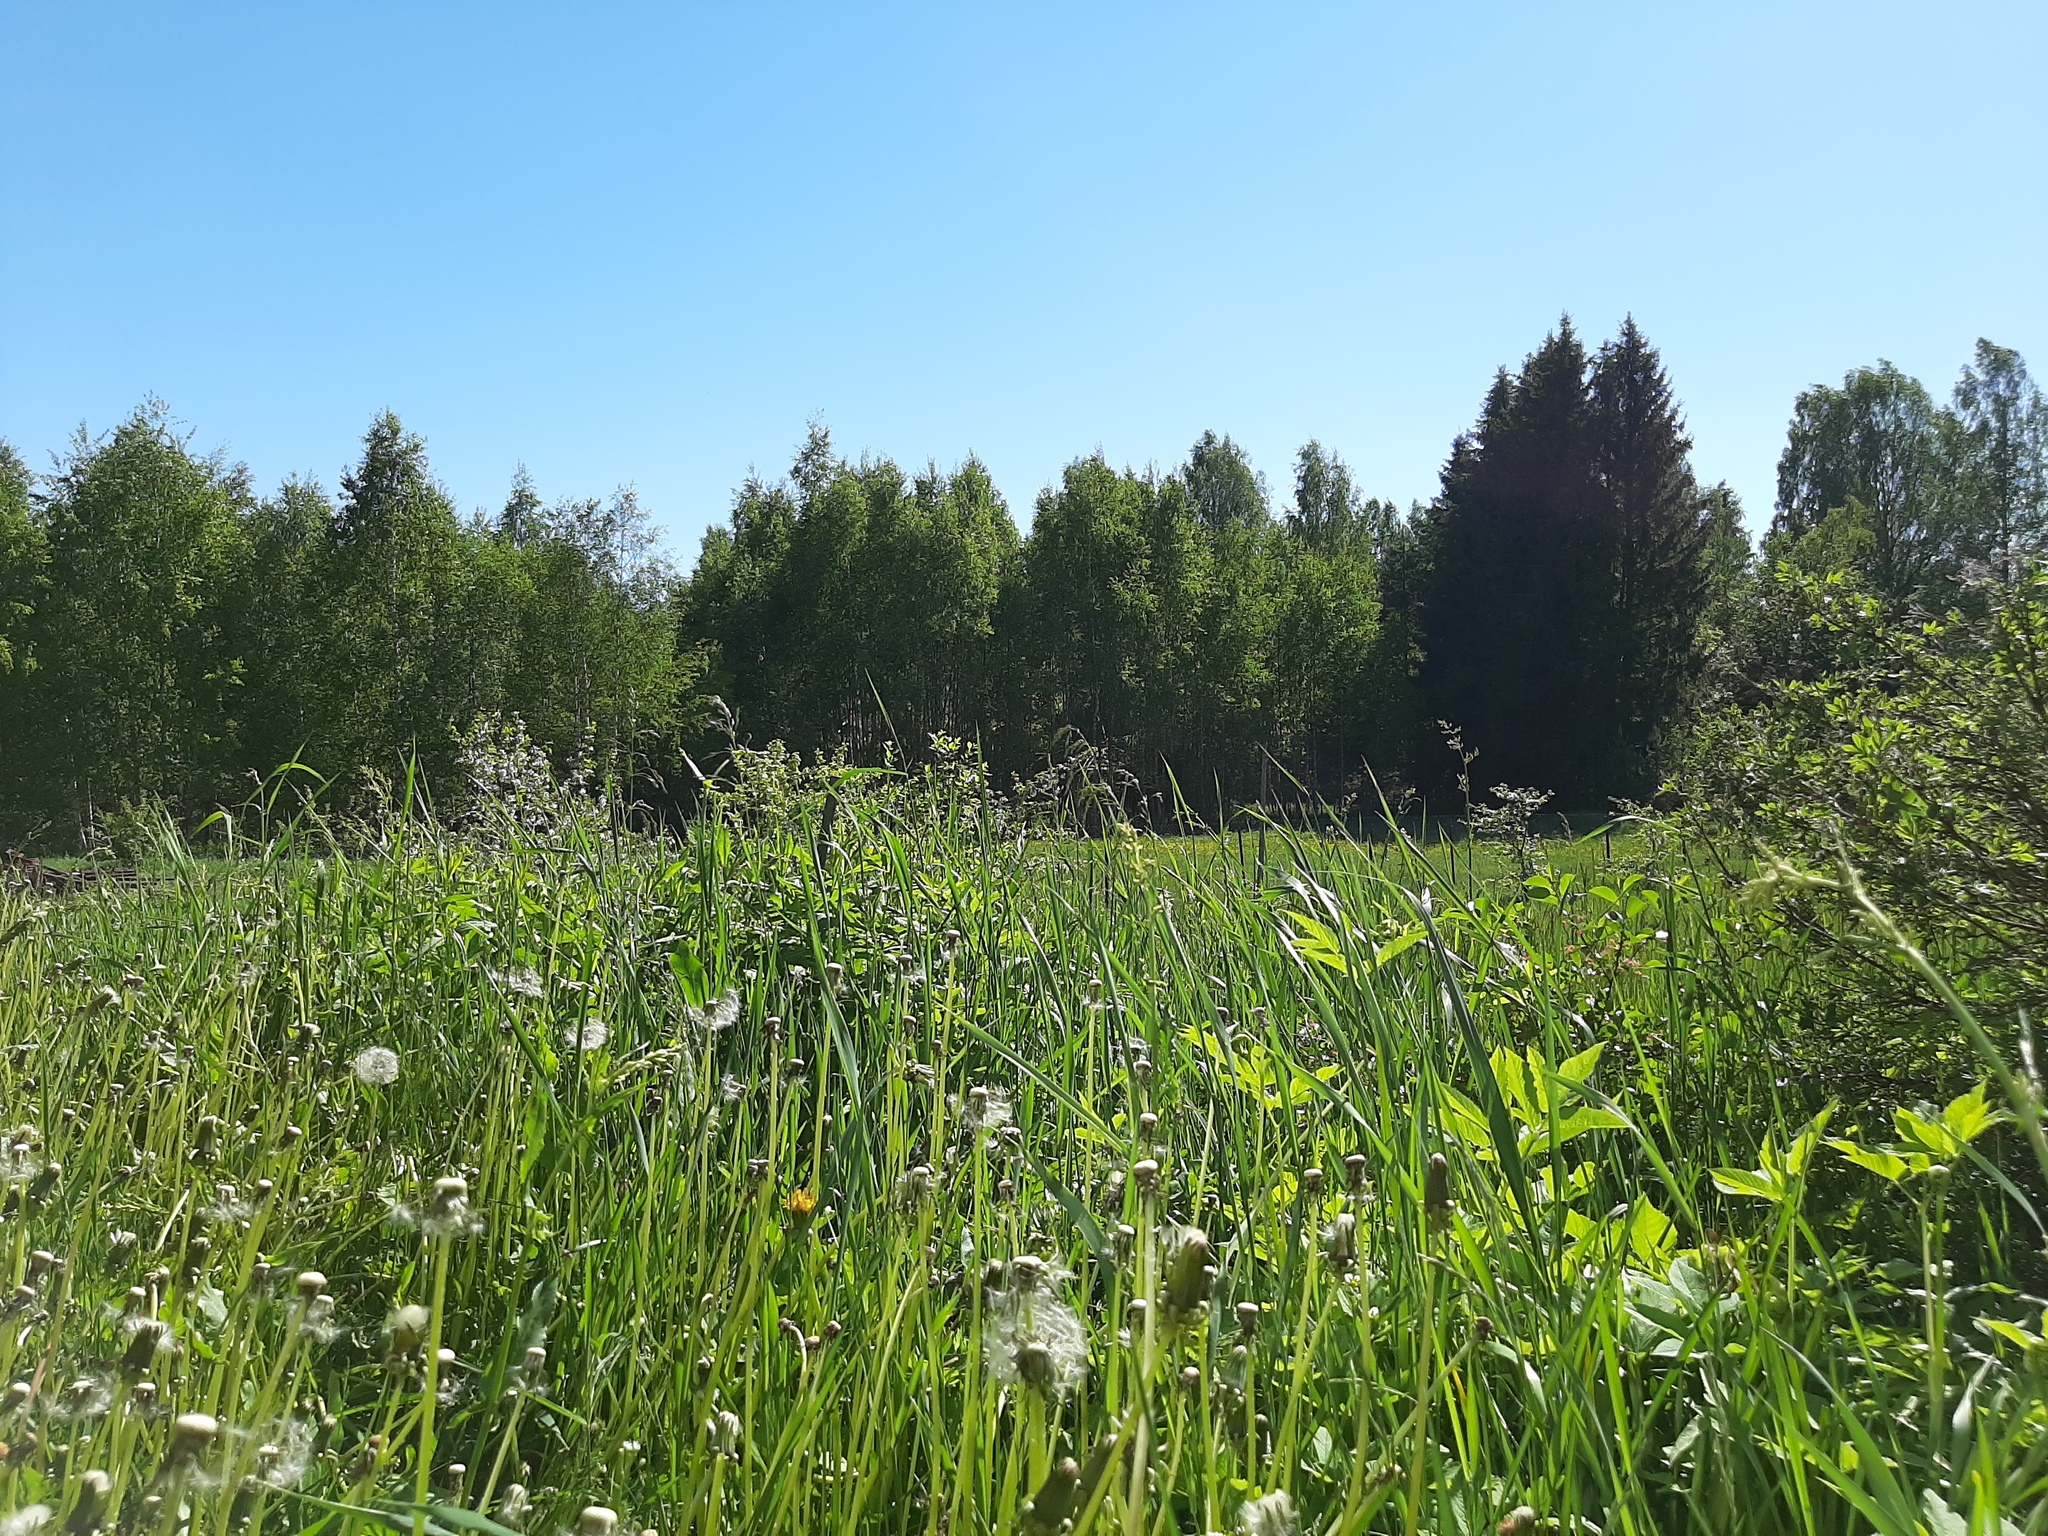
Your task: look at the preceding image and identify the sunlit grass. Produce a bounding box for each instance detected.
[0,771,2040,1535]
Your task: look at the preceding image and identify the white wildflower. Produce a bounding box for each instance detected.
[351,1047,400,1087]
[562,1020,610,1052]
[1239,1489,1297,1536]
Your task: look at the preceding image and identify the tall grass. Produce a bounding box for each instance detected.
[0,763,2041,1535]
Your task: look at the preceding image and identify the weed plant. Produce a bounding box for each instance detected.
[0,752,2042,1535]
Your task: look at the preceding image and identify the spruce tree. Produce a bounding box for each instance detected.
[1583,317,1711,797]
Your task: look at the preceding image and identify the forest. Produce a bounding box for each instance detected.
[1,318,2042,847]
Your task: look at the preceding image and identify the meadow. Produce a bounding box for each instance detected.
[0,754,2042,1536]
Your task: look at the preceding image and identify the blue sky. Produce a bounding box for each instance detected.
[3,3,2043,557]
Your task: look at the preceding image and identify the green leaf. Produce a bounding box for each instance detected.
[1710,1167,1785,1203]
[1278,910,1348,974]
[1827,1137,1909,1183]
[1941,1082,2006,1145]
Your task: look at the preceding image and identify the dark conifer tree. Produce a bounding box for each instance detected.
[1582,317,1711,797]
[1418,320,1596,801]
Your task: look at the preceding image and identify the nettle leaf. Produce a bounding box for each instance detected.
[1711,1166,1785,1203]
[1894,1105,1958,1157]
[1941,1082,2006,1145]
[1278,910,1348,974]
[1828,1138,1910,1183]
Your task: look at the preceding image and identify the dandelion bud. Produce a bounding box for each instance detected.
[1301,1167,1324,1197]
[108,1231,138,1257]
[192,1117,220,1161]
[68,1469,111,1534]
[139,1499,162,1527]
[443,1462,467,1486]
[1240,1489,1298,1536]
[497,1486,531,1529]
[121,1320,166,1376]
[1474,1316,1493,1342]
[747,1158,769,1181]
[386,1304,431,1359]
[996,1178,1015,1201]
[824,962,845,993]
[1133,1057,1153,1083]
[3,1382,27,1411]
[1345,1154,1367,1191]
[1324,1213,1357,1272]
[28,1162,59,1204]
[1164,1228,1215,1320]
[1180,1365,1201,1389]
[131,1382,157,1408]
[166,1412,218,1467]
[26,1251,52,1281]
[710,1408,743,1458]
[523,1344,548,1377]
[1498,1508,1538,1536]
[1425,1153,1453,1224]
[182,1236,211,1283]
[1236,1301,1261,1333]
[1127,1297,1148,1327]
[1138,1112,1158,1137]
[1014,1341,1056,1388]
[1115,1223,1135,1257]
[1133,1159,1159,1192]
[254,1179,275,1203]
[294,1269,327,1301]
[251,1262,272,1291]
[577,1508,619,1536]
[1021,1456,1081,1534]
[281,1124,303,1145]
[823,1320,842,1340]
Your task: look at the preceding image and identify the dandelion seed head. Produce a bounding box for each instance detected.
[255,1418,315,1488]
[985,1260,1087,1396]
[1239,1490,1298,1536]
[687,991,740,1033]
[0,1504,50,1536]
[351,1047,401,1087]
[491,966,544,999]
[562,1021,610,1052]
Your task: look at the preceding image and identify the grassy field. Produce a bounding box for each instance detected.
[0,774,2042,1536]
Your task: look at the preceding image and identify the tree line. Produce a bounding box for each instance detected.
[2,320,2041,846]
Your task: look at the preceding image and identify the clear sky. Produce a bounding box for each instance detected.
[3,3,2043,556]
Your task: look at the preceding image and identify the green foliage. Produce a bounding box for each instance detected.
[1,763,2043,1533]
[1688,569,2048,1095]
[1416,317,1713,807]
[0,410,688,845]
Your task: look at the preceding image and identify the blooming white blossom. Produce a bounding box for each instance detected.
[351,1046,400,1087]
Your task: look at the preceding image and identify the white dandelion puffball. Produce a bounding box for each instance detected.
[563,1020,610,1052]
[351,1046,401,1087]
